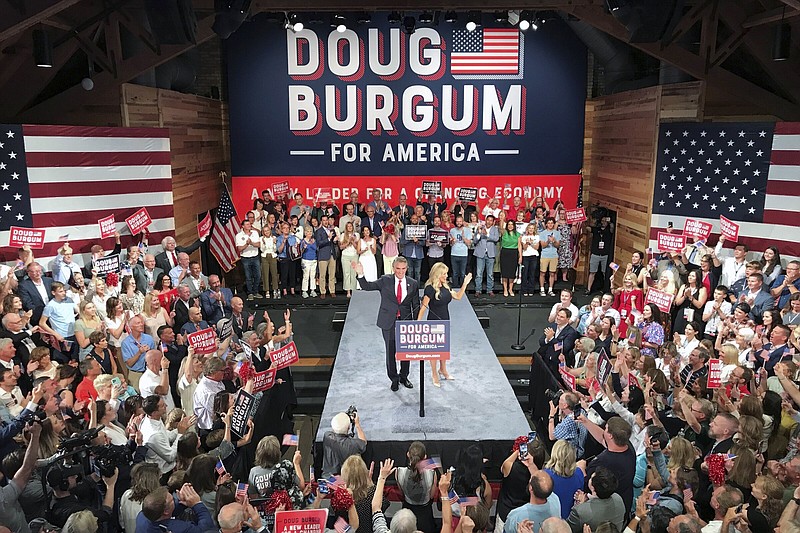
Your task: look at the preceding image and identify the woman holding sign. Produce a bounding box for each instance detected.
[418,262,472,387]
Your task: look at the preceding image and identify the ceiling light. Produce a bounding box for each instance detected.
[288,12,303,32]
[494,11,508,24]
[444,11,457,23]
[356,12,371,24]
[331,14,347,32]
[388,11,401,24]
[518,10,533,31]
[32,29,52,68]
[402,16,416,35]
[419,11,433,24]
[466,11,481,32]
[774,6,791,61]
[607,0,622,11]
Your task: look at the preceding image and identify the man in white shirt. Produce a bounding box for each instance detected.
[140,395,195,475]
[235,219,262,300]
[701,485,743,533]
[193,357,226,433]
[0,367,25,422]
[138,349,175,412]
[52,242,83,284]
[169,252,192,287]
[712,236,748,287]
[593,293,622,326]
[548,289,580,328]
[179,261,209,299]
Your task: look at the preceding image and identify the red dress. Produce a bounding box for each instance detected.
[613,288,644,337]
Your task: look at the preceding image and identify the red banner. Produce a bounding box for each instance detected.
[98,214,116,239]
[313,187,334,204]
[707,359,723,388]
[560,367,576,391]
[8,226,46,249]
[197,211,212,240]
[645,288,675,313]
[683,219,713,240]
[628,372,641,389]
[656,231,687,253]
[252,368,277,392]
[272,180,290,198]
[274,510,329,533]
[564,207,586,224]
[269,341,300,370]
[125,207,152,235]
[186,327,217,355]
[719,215,740,241]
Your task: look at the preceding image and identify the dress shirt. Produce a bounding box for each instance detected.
[121,333,156,373]
[139,368,175,411]
[395,276,407,302]
[193,376,225,430]
[140,415,180,473]
[33,281,49,303]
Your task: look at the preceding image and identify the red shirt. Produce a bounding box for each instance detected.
[75,378,97,404]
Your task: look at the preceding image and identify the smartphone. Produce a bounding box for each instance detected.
[519,443,528,460]
[527,431,536,443]
[647,490,661,506]
[111,376,122,388]
[667,221,673,229]
[318,479,329,494]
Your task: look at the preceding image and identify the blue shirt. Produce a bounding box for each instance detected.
[539,229,560,258]
[553,414,587,459]
[121,332,156,373]
[276,234,298,259]
[544,468,585,519]
[42,298,76,337]
[503,493,562,533]
[301,239,318,260]
[449,227,472,257]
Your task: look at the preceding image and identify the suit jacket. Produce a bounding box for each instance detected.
[357,274,420,330]
[18,277,53,326]
[230,311,255,340]
[172,297,195,334]
[473,226,500,258]
[133,264,165,295]
[200,288,233,325]
[361,216,383,237]
[83,242,122,278]
[154,239,202,274]
[755,343,791,376]
[537,322,580,378]
[315,227,334,262]
[179,274,209,299]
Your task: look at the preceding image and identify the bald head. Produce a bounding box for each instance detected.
[217,503,246,532]
[144,254,156,268]
[540,518,571,533]
[145,349,162,372]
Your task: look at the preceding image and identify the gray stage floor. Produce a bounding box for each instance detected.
[315,290,530,444]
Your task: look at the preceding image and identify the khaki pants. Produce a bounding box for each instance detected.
[127,370,143,390]
[261,254,278,292]
[318,257,337,294]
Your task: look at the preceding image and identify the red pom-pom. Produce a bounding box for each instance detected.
[105,272,119,287]
[267,490,294,512]
[330,487,355,511]
[706,453,727,486]
[512,435,528,452]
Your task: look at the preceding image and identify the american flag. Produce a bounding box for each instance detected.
[236,482,249,500]
[416,456,443,472]
[215,459,227,476]
[446,489,460,504]
[451,29,521,76]
[650,123,800,259]
[209,187,242,272]
[334,517,352,533]
[0,124,175,263]
[282,433,299,446]
[458,496,481,506]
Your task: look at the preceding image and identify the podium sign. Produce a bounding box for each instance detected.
[395,320,450,361]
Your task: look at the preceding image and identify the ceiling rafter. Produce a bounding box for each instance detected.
[743,5,800,28]
[662,0,714,48]
[0,0,83,45]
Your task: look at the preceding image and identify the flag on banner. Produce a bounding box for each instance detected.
[236,482,249,500]
[416,457,443,471]
[451,29,521,76]
[215,460,226,475]
[334,518,352,533]
[650,123,800,259]
[0,124,175,261]
[209,188,242,272]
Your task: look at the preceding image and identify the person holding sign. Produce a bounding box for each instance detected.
[418,262,472,387]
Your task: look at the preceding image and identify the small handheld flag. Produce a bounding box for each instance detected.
[609,262,619,271]
[334,518,352,533]
[215,460,227,476]
[554,341,563,352]
[236,482,249,500]
[447,489,459,504]
[282,434,299,446]
[416,457,443,472]
[458,496,481,506]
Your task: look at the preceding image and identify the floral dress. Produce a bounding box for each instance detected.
[637,320,665,358]
[557,223,573,269]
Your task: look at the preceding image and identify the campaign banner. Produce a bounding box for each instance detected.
[559,367,576,391]
[8,226,46,249]
[564,208,586,224]
[98,215,117,239]
[683,218,713,240]
[314,187,333,204]
[125,207,152,235]
[395,320,450,361]
[218,318,233,341]
[272,180,291,198]
[422,181,442,195]
[428,227,449,244]
[230,389,255,438]
[404,225,428,240]
[94,254,120,275]
[719,215,740,241]
[187,327,217,355]
[645,288,675,314]
[457,187,478,202]
[274,509,329,533]
[269,341,300,370]
[197,212,212,240]
[596,349,612,386]
[252,368,277,392]
[657,231,686,253]
[628,372,641,389]
[707,359,723,389]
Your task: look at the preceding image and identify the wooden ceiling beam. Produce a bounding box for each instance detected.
[779,0,800,10]
[248,0,602,10]
[0,0,82,44]
[743,6,800,28]
[662,0,713,48]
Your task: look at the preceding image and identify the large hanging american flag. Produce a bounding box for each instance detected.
[0,124,175,263]
[650,122,800,259]
[209,187,242,272]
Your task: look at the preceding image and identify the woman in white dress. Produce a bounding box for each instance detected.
[357,226,378,282]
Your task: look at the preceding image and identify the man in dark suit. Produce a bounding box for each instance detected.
[229,296,254,341]
[156,324,188,408]
[355,256,420,391]
[200,274,233,325]
[154,235,202,274]
[537,308,580,379]
[172,285,196,334]
[360,205,383,237]
[754,324,792,376]
[18,262,53,326]
[133,254,164,295]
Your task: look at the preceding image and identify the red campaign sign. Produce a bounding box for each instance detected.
[707,358,723,389]
[274,509,329,533]
[560,367,576,391]
[683,218,713,240]
[268,341,300,370]
[98,214,117,239]
[8,226,46,249]
[628,372,642,389]
[186,327,217,355]
[719,215,740,241]
[644,288,675,314]
[314,187,333,204]
[272,180,290,198]
[197,211,212,240]
[656,231,687,253]
[564,208,587,224]
[125,207,152,235]
[252,368,277,392]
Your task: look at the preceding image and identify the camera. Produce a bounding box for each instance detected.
[93,443,134,477]
[346,405,357,437]
[545,389,563,404]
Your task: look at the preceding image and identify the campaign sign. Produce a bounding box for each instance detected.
[719,215,740,241]
[197,211,212,240]
[422,181,442,195]
[457,187,478,202]
[428,228,449,244]
[644,288,675,314]
[269,341,300,370]
[560,367,576,391]
[657,232,687,253]
[230,389,255,438]
[564,208,587,224]
[98,215,117,239]
[187,327,217,355]
[405,225,428,240]
[218,318,234,341]
[94,254,120,275]
[8,226,46,249]
[596,349,613,386]
[314,187,333,204]
[125,207,152,235]
[274,509,329,533]
[683,218,713,240]
[707,359,723,389]
[252,368,277,392]
[272,180,290,198]
[628,372,642,389]
[395,320,450,361]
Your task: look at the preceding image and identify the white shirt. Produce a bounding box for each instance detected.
[140,415,180,473]
[701,520,722,533]
[395,276,407,302]
[193,376,225,430]
[33,280,49,303]
[236,229,260,258]
[714,242,747,287]
[549,302,580,327]
[139,368,175,411]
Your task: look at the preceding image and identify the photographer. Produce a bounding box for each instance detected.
[47,461,118,528]
[584,213,614,295]
[322,409,366,478]
[547,391,587,459]
[0,420,40,533]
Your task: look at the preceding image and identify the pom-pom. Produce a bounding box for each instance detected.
[384,224,395,234]
[330,487,355,511]
[512,435,528,452]
[706,453,727,486]
[105,271,119,287]
[266,490,294,512]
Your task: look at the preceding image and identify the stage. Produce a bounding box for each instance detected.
[313,290,531,475]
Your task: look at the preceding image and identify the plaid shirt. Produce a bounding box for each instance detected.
[554,413,587,458]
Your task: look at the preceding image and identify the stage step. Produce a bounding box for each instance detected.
[475,310,490,329]
[332,311,347,331]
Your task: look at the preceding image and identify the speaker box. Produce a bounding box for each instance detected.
[145,0,197,45]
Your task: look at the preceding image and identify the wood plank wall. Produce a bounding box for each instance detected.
[580,82,702,282]
[121,83,231,266]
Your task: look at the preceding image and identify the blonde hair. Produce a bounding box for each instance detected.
[255,435,281,468]
[341,455,372,501]
[659,270,678,295]
[78,299,99,322]
[666,436,695,470]
[63,510,98,533]
[544,440,577,477]
[623,272,640,289]
[94,374,113,390]
[142,292,158,318]
[719,344,739,366]
[425,262,451,300]
[165,408,185,430]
